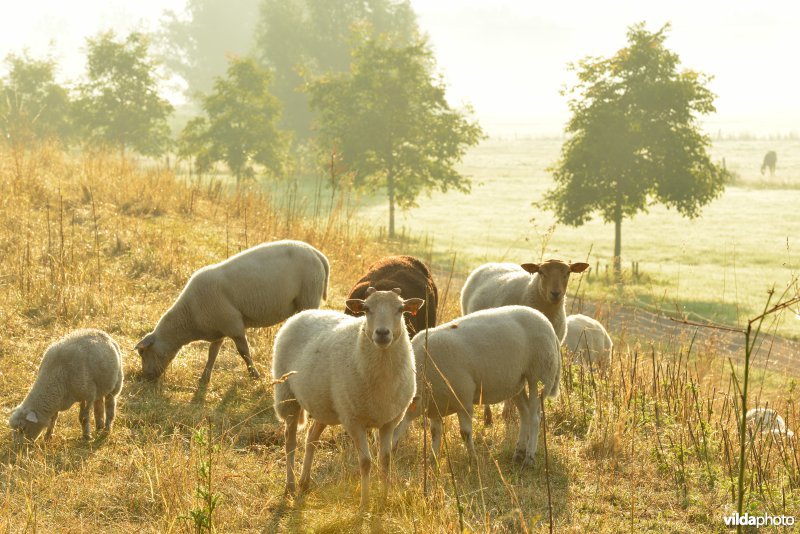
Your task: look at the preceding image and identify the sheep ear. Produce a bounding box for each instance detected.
[25,411,38,424]
[403,298,425,314]
[346,299,366,314]
[135,333,155,353]
[570,262,590,273]
[392,287,402,295]
[521,263,539,274]
[365,287,377,297]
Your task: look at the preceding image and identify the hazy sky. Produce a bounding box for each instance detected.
[1,0,798,137]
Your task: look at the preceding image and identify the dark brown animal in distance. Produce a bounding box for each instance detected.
[345,255,438,336]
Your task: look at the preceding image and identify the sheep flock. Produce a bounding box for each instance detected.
[7,238,794,512]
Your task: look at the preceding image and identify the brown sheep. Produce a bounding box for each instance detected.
[344,256,438,336]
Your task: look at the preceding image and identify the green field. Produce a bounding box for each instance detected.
[350,137,800,338]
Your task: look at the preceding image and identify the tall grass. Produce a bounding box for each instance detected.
[0,144,798,532]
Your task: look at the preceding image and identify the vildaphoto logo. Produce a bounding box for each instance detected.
[723,512,795,527]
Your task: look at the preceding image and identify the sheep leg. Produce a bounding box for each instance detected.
[298,420,327,492]
[483,404,493,426]
[525,394,543,467]
[284,416,299,495]
[347,425,372,510]
[93,399,105,431]
[44,412,58,440]
[104,394,116,432]
[79,401,92,439]
[430,416,443,465]
[510,391,533,464]
[200,339,224,384]
[392,415,412,451]
[378,419,398,502]
[502,399,516,421]
[231,335,260,379]
[456,408,477,461]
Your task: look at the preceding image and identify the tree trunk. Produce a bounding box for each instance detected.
[387,171,396,238]
[613,194,622,282]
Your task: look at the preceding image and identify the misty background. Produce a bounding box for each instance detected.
[2,0,798,138]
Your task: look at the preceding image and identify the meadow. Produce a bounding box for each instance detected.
[0,143,798,532]
[356,137,800,338]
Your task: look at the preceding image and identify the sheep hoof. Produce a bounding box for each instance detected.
[522,456,536,469]
[512,450,525,464]
[248,367,261,379]
[285,482,296,496]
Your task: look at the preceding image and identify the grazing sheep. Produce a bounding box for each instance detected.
[272,287,423,509]
[392,306,561,467]
[461,259,588,425]
[136,240,329,383]
[345,255,438,336]
[565,314,613,370]
[746,407,794,439]
[761,150,777,176]
[9,329,123,442]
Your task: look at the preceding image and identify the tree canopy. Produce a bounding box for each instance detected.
[255,0,419,141]
[74,32,173,156]
[179,57,286,182]
[0,53,72,145]
[160,0,260,99]
[541,23,726,276]
[308,35,484,237]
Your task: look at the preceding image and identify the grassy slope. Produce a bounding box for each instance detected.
[1,145,798,532]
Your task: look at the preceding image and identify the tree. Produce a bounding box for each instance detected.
[160,0,260,98]
[255,0,419,141]
[74,32,173,157]
[541,23,726,279]
[0,53,72,145]
[178,57,285,182]
[308,36,484,237]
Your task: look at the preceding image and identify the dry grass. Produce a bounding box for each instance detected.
[0,144,798,532]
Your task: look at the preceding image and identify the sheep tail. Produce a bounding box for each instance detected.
[544,347,561,399]
[316,249,330,301]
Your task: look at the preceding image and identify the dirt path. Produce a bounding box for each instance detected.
[575,300,800,377]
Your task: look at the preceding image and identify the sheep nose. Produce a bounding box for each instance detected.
[375,328,390,338]
[550,290,562,300]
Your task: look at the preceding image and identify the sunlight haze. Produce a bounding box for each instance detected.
[1,0,798,136]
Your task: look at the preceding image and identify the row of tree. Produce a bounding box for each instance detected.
[1,1,484,236]
[1,0,726,266]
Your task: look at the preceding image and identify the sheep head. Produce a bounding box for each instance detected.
[135,332,178,380]
[346,287,424,348]
[9,406,50,442]
[521,260,589,304]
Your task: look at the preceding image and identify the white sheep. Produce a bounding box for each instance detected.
[392,305,561,467]
[135,239,329,383]
[272,287,423,509]
[565,314,613,370]
[746,407,795,439]
[461,259,587,425]
[9,329,124,442]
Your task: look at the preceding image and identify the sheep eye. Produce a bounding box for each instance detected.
[362,305,370,313]
[397,306,404,313]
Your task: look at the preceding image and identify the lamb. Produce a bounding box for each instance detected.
[135,239,329,383]
[746,407,795,439]
[9,329,124,442]
[392,305,561,467]
[272,287,423,509]
[344,255,438,336]
[461,259,588,425]
[565,314,613,370]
